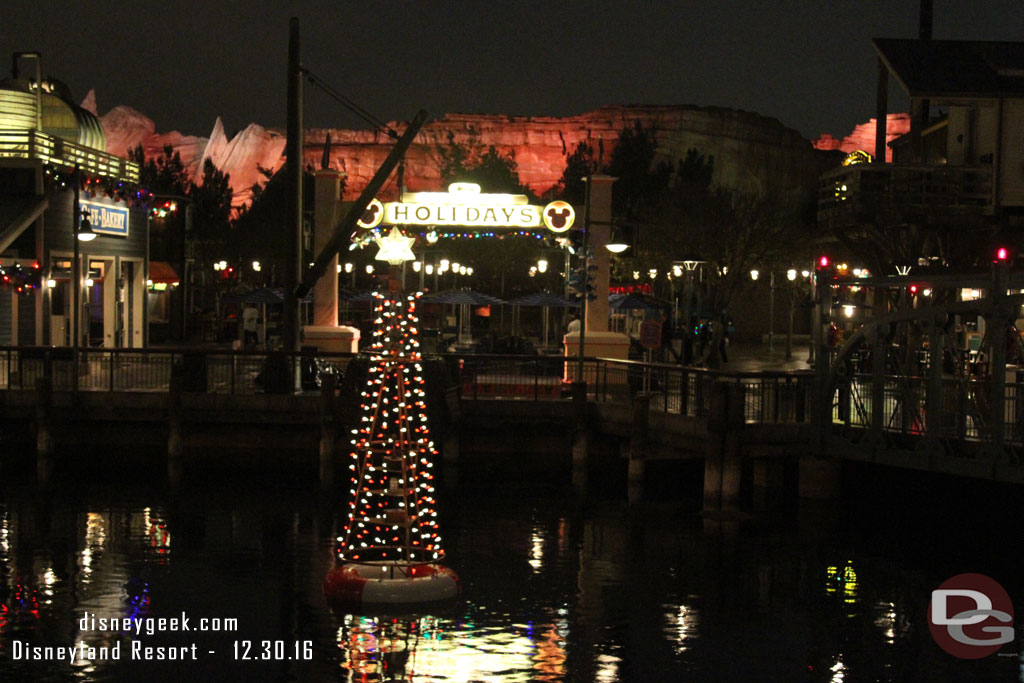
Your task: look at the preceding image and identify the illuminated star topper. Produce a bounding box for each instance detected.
[375,227,417,265]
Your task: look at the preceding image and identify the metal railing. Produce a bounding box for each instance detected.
[0,346,354,394]
[818,163,992,227]
[0,129,139,183]
[832,372,1024,447]
[1,346,815,425]
[444,353,815,424]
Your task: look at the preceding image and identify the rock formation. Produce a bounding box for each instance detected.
[813,113,911,162]
[90,94,845,208]
[308,105,826,200]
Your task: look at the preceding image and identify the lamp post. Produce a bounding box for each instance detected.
[72,167,97,389]
[750,268,775,352]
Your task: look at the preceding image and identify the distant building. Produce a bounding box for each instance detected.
[0,55,147,347]
[819,39,1024,260]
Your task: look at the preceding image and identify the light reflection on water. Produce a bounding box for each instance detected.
[0,470,1020,682]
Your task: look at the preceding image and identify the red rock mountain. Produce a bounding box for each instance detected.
[87,90,888,208]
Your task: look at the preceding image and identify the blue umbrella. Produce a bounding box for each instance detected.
[609,292,668,310]
[423,290,505,344]
[507,292,580,308]
[243,288,284,304]
[423,289,506,305]
[338,289,378,302]
[508,291,579,347]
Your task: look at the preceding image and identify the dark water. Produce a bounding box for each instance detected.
[1,456,1022,682]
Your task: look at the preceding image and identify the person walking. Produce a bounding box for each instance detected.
[242,305,259,347]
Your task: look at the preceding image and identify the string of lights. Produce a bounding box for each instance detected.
[338,290,442,565]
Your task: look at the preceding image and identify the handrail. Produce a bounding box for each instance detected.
[0,129,139,183]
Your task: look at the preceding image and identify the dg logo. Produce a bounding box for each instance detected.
[928,573,1015,659]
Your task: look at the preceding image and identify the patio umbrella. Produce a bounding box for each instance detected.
[609,292,669,310]
[338,289,379,302]
[422,289,506,305]
[423,290,506,343]
[507,292,580,347]
[241,288,284,346]
[609,293,671,341]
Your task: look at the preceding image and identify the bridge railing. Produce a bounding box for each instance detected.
[0,346,355,394]
[832,372,1024,447]
[1,346,815,424]
[445,353,815,424]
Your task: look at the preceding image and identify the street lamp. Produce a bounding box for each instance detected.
[751,268,776,351]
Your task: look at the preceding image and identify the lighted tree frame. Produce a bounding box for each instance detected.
[337,290,443,565]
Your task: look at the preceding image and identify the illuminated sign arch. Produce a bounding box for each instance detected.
[356,183,575,233]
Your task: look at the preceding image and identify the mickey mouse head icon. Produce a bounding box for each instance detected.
[542,201,575,233]
[357,198,385,229]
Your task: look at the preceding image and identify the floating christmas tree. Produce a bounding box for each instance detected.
[326,228,458,603]
[338,289,443,564]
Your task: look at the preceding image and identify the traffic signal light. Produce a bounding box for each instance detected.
[567,261,597,301]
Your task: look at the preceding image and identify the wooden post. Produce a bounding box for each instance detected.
[442,386,461,490]
[627,393,650,501]
[167,374,183,485]
[703,382,728,511]
[571,380,589,494]
[753,458,784,513]
[720,383,744,512]
[319,372,337,489]
[35,376,53,485]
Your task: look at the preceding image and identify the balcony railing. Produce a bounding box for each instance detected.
[818,163,992,227]
[0,129,139,184]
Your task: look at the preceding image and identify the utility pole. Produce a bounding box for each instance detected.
[283,17,303,355]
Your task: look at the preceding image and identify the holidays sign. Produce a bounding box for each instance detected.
[82,199,130,237]
[357,183,575,233]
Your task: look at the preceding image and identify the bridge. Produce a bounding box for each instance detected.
[2,308,1023,505]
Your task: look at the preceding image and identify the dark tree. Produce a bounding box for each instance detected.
[557,139,600,205]
[130,144,190,197]
[230,165,318,286]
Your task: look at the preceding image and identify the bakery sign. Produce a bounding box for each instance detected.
[357,182,575,233]
[82,198,130,237]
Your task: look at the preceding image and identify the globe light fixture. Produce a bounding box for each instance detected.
[750,269,759,281]
[787,269,797,281]
[76,213,96,242]
[537,259,548,273]
[345,262,354,273]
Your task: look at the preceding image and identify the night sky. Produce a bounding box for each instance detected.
[2,1,1022,142]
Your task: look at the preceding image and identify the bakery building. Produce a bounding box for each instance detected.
[0,54,146,347]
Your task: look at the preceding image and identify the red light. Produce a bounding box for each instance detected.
[818,255,830,268]
[996,246,1009,261]
[909,284,918,294]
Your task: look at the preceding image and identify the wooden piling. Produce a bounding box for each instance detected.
[720,384,745,512]
[627,393,650,501]
[167,374,183,485]
[319,372,337,489]
[702,382,728,511]
[570,381,588,494]
[35,376,53,485]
